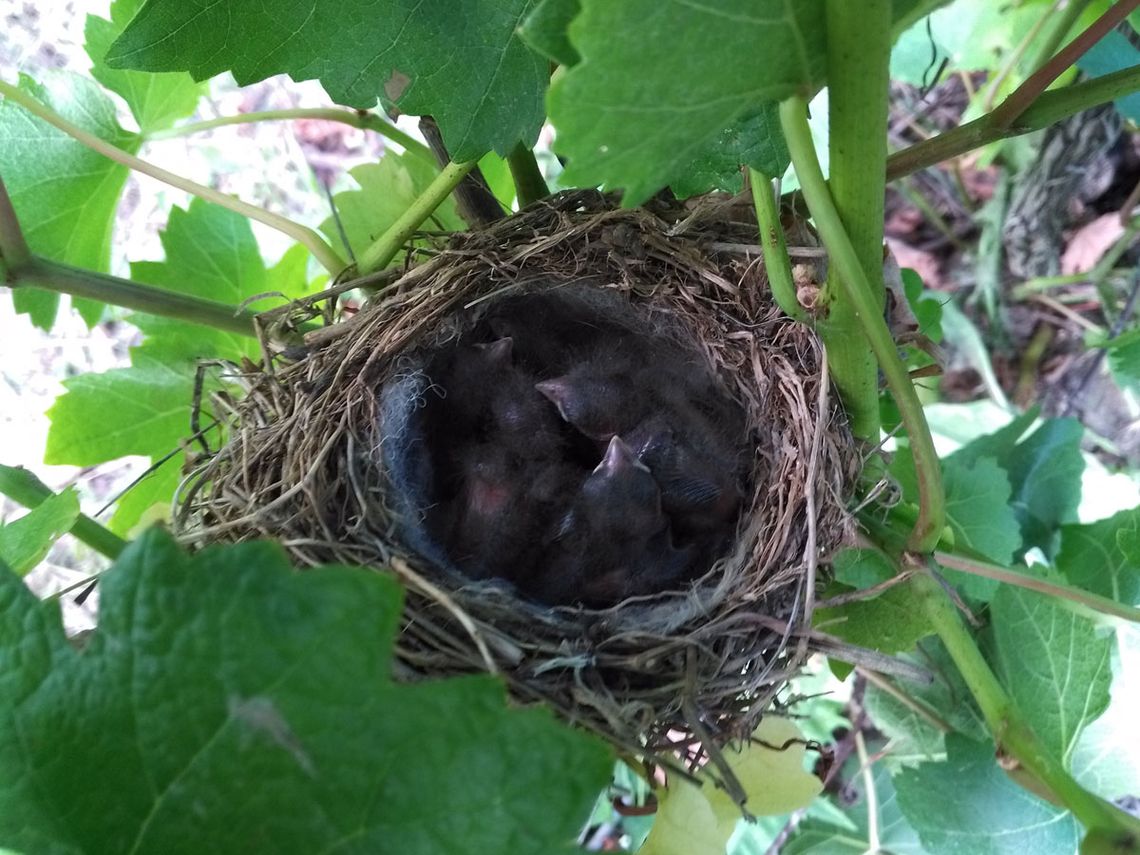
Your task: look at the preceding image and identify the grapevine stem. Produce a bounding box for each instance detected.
[780,96,945,551]
[988,0,1140,130]
[748,169,807,322]
[819,0,890,442]
[357,159,476,274]
[0,177,258,336]
[910,570,1140,840]
[934,551,1140,622]
[507,143,549,208]
[0,465,127,560]
[146,106,435,162]
[0,79,347,275]
[886,64,1140,180]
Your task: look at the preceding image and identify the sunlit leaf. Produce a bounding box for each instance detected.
[0,528,611,852]
[106,0,547,159]
[641,717,822,855]
[548,0,822,205]
[84,0,205,133]
[0,488,79,576]
[0,72,140,328]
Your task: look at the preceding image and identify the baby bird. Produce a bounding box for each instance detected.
[445,442,524,580]
[534,340,651,442]
[524,436,680,607]
[442,337,515,429]
[627,415,743,536]
[489,364,566,461]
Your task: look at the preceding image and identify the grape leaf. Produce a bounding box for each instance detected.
[0,488,79,576]
[321,153,465,265]
[0,72,140,328]
[548,0,823,206]
[779,761,924,854]
[45,201,308,534]
[641,717,822,855]
[895,735,1080,855]
[864,639,988,768]
[519,0,582,66]
[84,0,205,134]
[939,456,1021,600]
[989,586,1111,769]
[0,528,611,853]
[1056,507,1140,607]
[105,0,547,160]
[814,582,934,656]
[669,106,790,200]
[1070,625,1140,801]
[948,416,1083,558]
[832,548,895,589]
[1105,327,1140,391]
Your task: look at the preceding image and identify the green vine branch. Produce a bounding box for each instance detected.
[748,168,807,322]
[146,106,435,163]
[887,63,1140,181]
[0,177,258,337]
[507,143,550,208]
[0,79,347,275]
[819,0,890,442]
[934,551,1140,623]
[988,0,1140,130]
[357,159,476,274]
[780,95,946,552]
[910,570,1140,841]
[0,465,126,560]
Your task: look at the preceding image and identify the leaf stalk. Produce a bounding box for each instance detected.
[146,106,435,163]
[910,570,1140,841]
[0,79,347,275]
[507,143,550,208]
[357,159,476,274]
[887,63,1140,180]
[780,96,945,551]
[0,465,127,560]
[748,168,808,323]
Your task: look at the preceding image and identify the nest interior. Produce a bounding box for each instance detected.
[178,190,859,776]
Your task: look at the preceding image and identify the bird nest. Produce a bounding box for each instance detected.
[175,189,859,789]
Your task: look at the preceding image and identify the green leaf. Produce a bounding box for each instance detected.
[901,268,943,343]
[1105,326,1140,392]
[0,528,611,852]
[989,587,1112,768]
[1056,507,1140,607]
[864,639,988,768]
[832,548,895,589]
[105,0,547,160]
[45,200,307,534]
[949,416,1083,558]
[670,105,790,200]
[641,717,822,855]
[1070,625,1140,801]
[939,456,1021,600]
[779,762,924,854]
[815,581,934,656]
[84,0,205,134]
[0,72,140,328]
[1005,420,1084,557]
[895,735,1080,855]
[548,0,823,206]
[519,0,581,66]
[322,154,465,265]
[0,489,80,576]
